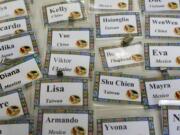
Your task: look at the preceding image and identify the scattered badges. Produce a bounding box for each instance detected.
[99,42,144,70]
[92,0,132,11]
[145,15,180,39]
[97,117,155,135]
[144,43,180,70]
[48,28,94,50]
[0,88,29,120]
[34,78,88,108]
[44,51,94,78]
[93,72,143,104]
[0,54,42,92]
[42,1,86,25]
[95,12,142,38]
[36,109,93,135]
[143,77,180,109]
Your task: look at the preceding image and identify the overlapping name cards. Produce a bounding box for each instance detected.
[0,32,38,63]
[140,0,180,13]
[36,109,93,135]
[0,88,29,120]
[99,42,144,70]
[0,16,31,38]
[0,54,42,92]
[48,28,94,50]
[0,0,28,20]
[144,43,180,70]
[92,0,132,11]
[95,12,142,38]
[42,1,86,25]
[44,51,94,79]
[0,119,33,135]
[93,72,143,104]
[97,117,155,135]
[161,105,180,135]
[143,77,180,108]
[145,15,180,39]
[34,78,88,108]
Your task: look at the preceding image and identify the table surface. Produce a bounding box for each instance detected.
[23,0,180,134]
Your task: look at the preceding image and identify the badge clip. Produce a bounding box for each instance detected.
[160,67,169,79]
[57,70,64,77]
[121,34,134,47]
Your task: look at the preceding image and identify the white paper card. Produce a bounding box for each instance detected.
[0,123,29,135]
[0,35,35,62]
[103,121,150,135]
[145,79,180,105]
[40,82,83,106]
[0,58,42,91]
[94,0,129,10]
[51,30,90,50]
[0,0,28,19]
[168,110,180,135]
[0,92,24,120]
[42,113,88,135]
[98,75,141,102]
[46,3,83,24]
[149,16,180,38]
[149,46,180,67]
[104,43,143,68]
[144,0,180,12]
[48,54,90,77]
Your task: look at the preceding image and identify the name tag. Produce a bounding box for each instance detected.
[0,55,42,92]
[0,32,38,63]
[0,0,28,20]
[35,78,88,108]
[95,12,142,38]
[145,43,180,70]
[0,119,33,135]
[99,42,144,70]
[162,106,180,135]
[93,0,132,10]
[48,28,94,50]
[141,0,180,12]
[0,89,29,120]
[145,15,180,39]
[36,109,93,135]
[97,117,155,135]
[0,17,31,38]
[143,78,180,108]
[44,51,94,78]
[42,2,86,25]
[93,72,142,104]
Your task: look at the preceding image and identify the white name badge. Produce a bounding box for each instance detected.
[48,28,94,50]
[145,43,180,70]
[97,117,155,135]
[141,0,180,12]
[0,17,31,38]
[34,79,88,108]
[0,55,42,92]
[146,15,180,39]
[99,42,144,70]
[93,72,142,104]
[44,51,94,78]
[0,0,28,20]
[42,1,86,25]
[0,119,33,135]
[36,109,93,135]
[93,0,132,10]
[143,78,180,108]
[95,12,142,38]
[0,32,38,63]
[0,89,29,120]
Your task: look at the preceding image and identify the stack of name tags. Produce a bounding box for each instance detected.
[0,0,180,135]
